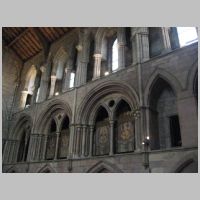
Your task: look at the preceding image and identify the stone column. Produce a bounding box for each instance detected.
[3,140,17,163]
[68,124,75,158]
[161,27,171,53]
[109,120,114,155]
[74,126,81,158]
[31,69,41,105]
[63,60,73,91]
[30,134,37,161]
[20,90,28,109]
[8,140,15,163]
[117,27,126,69]
[74,44,83,87]
[81,125,87,157]
[54,132,60,160]
[108,41,113,73]
[35,134,42,161]
[37,65,49,102]
[42,135,48,160]
[4,140,18,163]
[134,110,142,151]
[131,27,150,65]
[48,75,57,98]
[93,54,102,80]
[89,125,94,157]
[75,30,90,86]
[3,140,10,163]
[27,134,34,162]
[11,140,18,163]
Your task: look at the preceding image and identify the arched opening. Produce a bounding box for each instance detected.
[93,106,110,156]
[149,78,182,150]
[69,47,77,88]
[87,39,95,82]
[58,116,70,159]
[112,39,118,71]
[23,65,37,108]
[149,27,163,57]
[169,27,198,50]
[177,27,198,47]
[125,27,132,66]
[69,72,75,88]
[45,119,57,160]
[100,37,108,76]
[50,48,68,96]
[114,100,134,153]
[17,125,31,162]
[54,60,65,94]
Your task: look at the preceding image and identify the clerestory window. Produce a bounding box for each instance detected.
[112,39,118,71]
[177,27,198,47]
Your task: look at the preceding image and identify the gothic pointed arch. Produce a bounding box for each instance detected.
[58,115,70,159]
[10,114,32,162]
[53,46,69,65]
[51,47,69,94]
[37,164,56,173]
[144,68,182,106]
[87,160,123,173]
[45,118,57,160]
[113,99,135,153]
[77,81,139,125]
[95,28,108,54]
[24,65,37,93]
[35,100,72,161]
[93,106,110,156]
[35,99,72,134]
[185,58,198,91]
[148,76,182,150]
[6,165,19,173]
[10,113,32,140]
[21,65,37,108]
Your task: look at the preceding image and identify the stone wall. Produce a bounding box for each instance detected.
[2,27,198,173]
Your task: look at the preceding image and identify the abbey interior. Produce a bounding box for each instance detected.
[2,27,198,173]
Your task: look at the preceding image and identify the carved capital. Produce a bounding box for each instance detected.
[51,75,57,80]
[93,53,102,58]
[76,44,82,51]
[40,66,46,73]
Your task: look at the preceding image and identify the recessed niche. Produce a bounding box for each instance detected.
[108,100,115,107]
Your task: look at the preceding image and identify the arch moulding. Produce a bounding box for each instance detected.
[143,68,183,106]
[34,99,72,134]
[77,80,139,124]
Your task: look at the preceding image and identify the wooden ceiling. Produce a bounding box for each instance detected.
[2,27,74,62]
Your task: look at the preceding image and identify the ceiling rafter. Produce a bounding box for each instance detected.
[3,27,74,62]
[7,28,30,47]
[30,27,50,60]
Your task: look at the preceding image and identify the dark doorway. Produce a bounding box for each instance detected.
[169,115,182,147]
[25,94,32,107]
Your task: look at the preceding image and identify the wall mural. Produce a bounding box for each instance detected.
[115,112,135,153]
[94,120,110,156]
[58,129,69,158]
[46,134,56,160]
